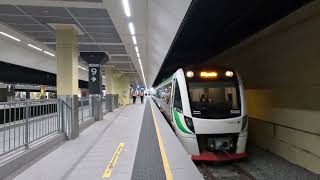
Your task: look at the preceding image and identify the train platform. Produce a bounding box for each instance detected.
[7,98,203,180]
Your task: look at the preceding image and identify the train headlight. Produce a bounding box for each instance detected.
[186,71,194,78]
[184,116,195,133]
[225,71,234,77]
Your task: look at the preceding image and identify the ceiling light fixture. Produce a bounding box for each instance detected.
[122,0,131,17]
[78,65,88,71]
[128,22,135,35]
[137,58,147,88]
[43,51,55,57]
[0,32,21,42]
[132,36,137,45]
[137,52,140,58]
[135,46,139,53]
[27,44,42,51]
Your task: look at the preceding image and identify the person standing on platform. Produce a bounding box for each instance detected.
[140,91,144,103]
[132,89,137,104]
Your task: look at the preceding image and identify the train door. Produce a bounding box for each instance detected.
[169,79,176,124]
[172,79,185,132]
[172,79,183,113]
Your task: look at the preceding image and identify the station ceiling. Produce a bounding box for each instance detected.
[0,0,313,89]
[153,0,313,86]
[0,2,141,87]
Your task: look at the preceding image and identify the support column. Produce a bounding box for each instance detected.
[26,90,30,100]
[112,72,122,107]
[119,75,130,106]
[56,26,79,140]
[40,85,46,99]
[81,52,108,121]
[6,85,15,102]
[104,65,113,94]
[104,65,114,112]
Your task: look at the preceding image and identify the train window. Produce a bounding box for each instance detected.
[173,81,182,110]
[188,81,241,119]
[159,84,172,105]
[156,89,161,99]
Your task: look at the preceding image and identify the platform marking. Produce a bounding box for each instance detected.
[102,143,125,178]
[150,102,173,180]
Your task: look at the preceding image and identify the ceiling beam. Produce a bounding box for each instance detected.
[0,0,104,9]
[106,61,130,64]
[110,54,130,57]
[43,42,125,46]
[116,69,137,71]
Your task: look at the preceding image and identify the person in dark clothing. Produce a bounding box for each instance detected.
[132,90,137,104]
[140,91,144,103]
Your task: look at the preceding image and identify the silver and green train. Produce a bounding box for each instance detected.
[152,66,248,161]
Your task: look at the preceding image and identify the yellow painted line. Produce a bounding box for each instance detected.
[150,101,173,180]
[102,143,125,178]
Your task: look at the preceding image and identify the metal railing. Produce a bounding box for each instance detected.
[0,95,120,157]
[0,99,59,156]
[78,97,91,122]
[101,96,106,112]
[61,100,72,139]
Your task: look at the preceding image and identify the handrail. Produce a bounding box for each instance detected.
[250,118,320,137]
[61,100,72,110]
[0,99,60,156]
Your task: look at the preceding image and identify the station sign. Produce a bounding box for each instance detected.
[88,64,102,94]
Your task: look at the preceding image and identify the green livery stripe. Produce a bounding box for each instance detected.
[173,109,191,134]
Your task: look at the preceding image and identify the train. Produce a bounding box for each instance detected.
[152,66,247,161]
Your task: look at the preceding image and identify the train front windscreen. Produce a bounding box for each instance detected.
[187,80,241,119]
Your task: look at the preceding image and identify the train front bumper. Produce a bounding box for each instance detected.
[191,151,247,161]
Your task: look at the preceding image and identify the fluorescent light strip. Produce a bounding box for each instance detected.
[78,65,88,71]
[137,52,140,58]
[132,36,137,45]
[43,51,55,57]
[135,46,139,53]
[122,0,131,17]
[138,58,147,88]
[27,44,42,51]
[128,22,135,35]
[0,32,21,42]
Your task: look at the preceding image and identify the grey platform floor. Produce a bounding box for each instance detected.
[8,99,203,180]
[10,105,145,180]
[131,100,166,180]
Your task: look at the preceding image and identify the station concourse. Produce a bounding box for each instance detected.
[0,0,319,180]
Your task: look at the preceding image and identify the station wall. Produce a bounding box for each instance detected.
[0,37,88,82]
[207,2,320,174]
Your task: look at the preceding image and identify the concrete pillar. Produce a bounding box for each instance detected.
[40,85,46,99]
[119,75,130,106]
[104,65,114,94]
[26,90,30,99]
[112,72,122,106]
[6,85,15,102]
[56,25,80,140]
[104,65,114,112]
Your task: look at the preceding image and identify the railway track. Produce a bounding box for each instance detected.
[197,162,255,180]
